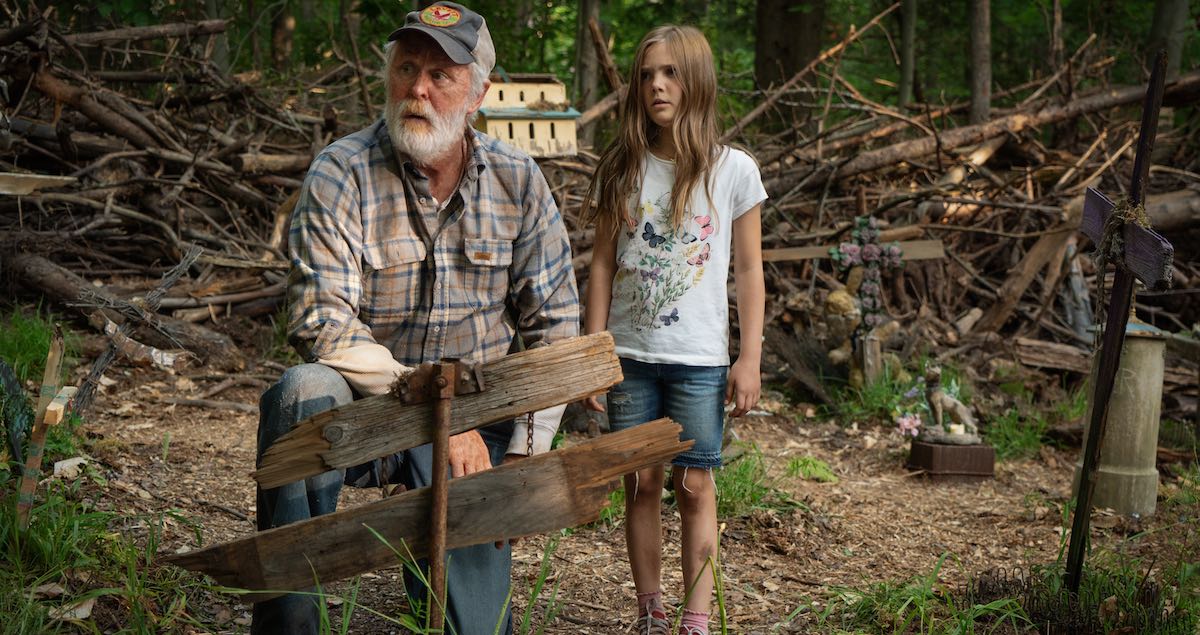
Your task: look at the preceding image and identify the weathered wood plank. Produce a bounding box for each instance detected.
[254,332,622,489]
[167,418,689,597]
[1080,188,1174,290]
[762,239,944,263]
[972,194,1083,333]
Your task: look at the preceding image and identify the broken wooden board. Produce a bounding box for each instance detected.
[167,418,690,598]
[254,332,622,489]
[1080,187,1174,290]
[762,239,944,263]
[0,172,77,195]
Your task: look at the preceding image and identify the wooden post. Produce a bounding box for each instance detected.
[428,362,457,632]
[1065,51,1174,592]
[16,328,65,530]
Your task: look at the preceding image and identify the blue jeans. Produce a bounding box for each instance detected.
[253,363,514,635]
[606,358,728,469]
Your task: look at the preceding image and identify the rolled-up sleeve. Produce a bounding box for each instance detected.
[287,153,377,361]
[508,156,580,349]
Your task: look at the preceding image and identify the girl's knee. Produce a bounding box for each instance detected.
[674,467,715,507]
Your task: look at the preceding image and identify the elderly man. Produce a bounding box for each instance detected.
[252,3,578,633]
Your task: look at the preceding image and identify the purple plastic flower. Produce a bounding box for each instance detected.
[896,413,922,437]
[862,243,882,262]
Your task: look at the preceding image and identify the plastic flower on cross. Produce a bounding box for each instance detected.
[895,413,922,437]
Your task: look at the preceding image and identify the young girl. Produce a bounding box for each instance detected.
[582,25,766,635]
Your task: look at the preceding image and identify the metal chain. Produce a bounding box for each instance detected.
[526,411,535,457]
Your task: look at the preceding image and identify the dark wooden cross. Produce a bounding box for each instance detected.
[1065,51,1175,592]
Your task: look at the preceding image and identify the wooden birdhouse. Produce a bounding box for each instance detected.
[477,72,580,158]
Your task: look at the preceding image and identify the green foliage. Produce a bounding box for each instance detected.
[266,305,301,366]
[0,306,78,387]
[0,482,211,634]
[593,486,625,528]
[985,408,1048,461]
[716,443,801,518]
[786,455,838,484]
[357,525,563,634]
[818,553,1033,634]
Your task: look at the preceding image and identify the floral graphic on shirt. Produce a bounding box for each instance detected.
[613,192,716,331]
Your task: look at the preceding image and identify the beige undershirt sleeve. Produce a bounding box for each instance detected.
[507,404,567,456]
[317,343,413,397]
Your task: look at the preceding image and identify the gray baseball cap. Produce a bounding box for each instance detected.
[387,2,495,72]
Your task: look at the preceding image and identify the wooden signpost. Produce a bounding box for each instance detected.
[254,332,623,489]
[168,332,691,613]
[166,418,689,598]
[1064,51,1175,593]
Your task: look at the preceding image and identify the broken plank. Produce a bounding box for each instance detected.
[763,239,944,263]
[167,418,690,597]
[254,332,622,489]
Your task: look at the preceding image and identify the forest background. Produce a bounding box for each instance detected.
[58,0,1200,146]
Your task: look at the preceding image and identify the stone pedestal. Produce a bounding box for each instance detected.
[907,441,995,482]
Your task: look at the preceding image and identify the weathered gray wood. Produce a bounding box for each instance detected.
[254,332,622,489]
[763,239,944,263]
[1080,188,1175,290]
[166,418,689,597]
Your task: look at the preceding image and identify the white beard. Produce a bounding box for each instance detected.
[386,98,470,165]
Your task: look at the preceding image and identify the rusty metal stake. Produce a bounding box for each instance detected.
[428,361,457,632]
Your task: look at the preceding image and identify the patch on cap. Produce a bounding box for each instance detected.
[420,5,462,27]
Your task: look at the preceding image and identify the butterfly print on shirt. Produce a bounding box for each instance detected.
[642,222,667,248]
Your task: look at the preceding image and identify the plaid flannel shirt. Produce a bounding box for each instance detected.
[287,120,579,369]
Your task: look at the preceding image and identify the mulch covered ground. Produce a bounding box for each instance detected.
[73,341,1195,634]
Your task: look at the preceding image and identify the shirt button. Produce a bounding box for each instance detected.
[419,197,429,204]
[433,326,441,333]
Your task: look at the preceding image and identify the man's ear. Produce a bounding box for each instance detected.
[470,79,491,114]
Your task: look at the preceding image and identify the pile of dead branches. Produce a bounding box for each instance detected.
[0,11,1197,423]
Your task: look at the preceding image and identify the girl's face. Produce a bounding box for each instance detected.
[640,42,683,129]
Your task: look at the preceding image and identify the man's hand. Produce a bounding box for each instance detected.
[584,394,606,412]
[448,430,492,478]
[726,357,761,418]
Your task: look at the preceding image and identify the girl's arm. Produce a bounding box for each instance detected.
[583,219,619,411]
[728,204,765,417]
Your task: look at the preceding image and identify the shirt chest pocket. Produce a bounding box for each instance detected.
[462,237,513,310]
[360,237,426,323]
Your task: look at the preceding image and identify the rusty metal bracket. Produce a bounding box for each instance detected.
[394,359,485,405]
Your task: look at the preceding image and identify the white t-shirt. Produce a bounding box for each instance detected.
[607,146,768,366]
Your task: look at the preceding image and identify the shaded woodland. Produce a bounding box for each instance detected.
[1,1,1200,633]
[1,1,1196,423]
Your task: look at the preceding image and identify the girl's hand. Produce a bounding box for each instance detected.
[585,394,606,412]
[726,357,760,417]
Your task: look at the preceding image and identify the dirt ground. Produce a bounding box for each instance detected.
[73,336,1195,634]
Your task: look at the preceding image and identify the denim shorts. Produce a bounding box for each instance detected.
[606,357,728,469]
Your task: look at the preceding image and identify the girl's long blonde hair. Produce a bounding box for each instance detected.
[582,25,720,235]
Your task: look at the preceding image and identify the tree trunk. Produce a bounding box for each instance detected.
[898,0,917,108]
[1147,0,1189,81]
[270,4,295,72]
[573,0,602,147]
[204,0,229,73]
[755,0,825,126]
[968,0,991,124]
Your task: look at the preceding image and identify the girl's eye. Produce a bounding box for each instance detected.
[640,71,651,81]
[666,67,677,77]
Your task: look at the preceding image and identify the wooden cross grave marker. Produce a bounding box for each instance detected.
[764,220,945,383]
[1064,51,1175,593]
[165,333,694,605]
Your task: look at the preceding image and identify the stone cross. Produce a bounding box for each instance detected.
[1065,51,1175,592]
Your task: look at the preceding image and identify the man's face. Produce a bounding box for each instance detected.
[385,35,486,164]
